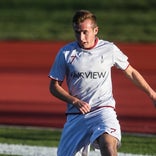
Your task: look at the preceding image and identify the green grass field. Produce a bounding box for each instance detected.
[0,0,156,42]
[0,126,155,155]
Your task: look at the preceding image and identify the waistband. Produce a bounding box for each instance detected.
[65,105,115,115]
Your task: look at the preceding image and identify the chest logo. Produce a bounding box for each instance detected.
[70,55,76,64]
[101,55,104,63]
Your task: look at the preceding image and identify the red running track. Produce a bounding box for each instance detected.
[0,41,156,134]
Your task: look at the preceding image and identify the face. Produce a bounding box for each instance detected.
[73,19,98,49]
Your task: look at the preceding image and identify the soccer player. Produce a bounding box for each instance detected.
[49,10,156,156]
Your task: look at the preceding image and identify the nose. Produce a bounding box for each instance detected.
[80,32,85,41]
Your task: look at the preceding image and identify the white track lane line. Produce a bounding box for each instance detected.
[0,143,151,156]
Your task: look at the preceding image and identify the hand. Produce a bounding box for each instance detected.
[72,99,91,114]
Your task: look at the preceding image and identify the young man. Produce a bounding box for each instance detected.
[49,10,156,156]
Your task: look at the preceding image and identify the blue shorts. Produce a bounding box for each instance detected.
[57,107,121,156]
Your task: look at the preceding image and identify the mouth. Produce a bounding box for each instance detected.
[78,40,88,48]
[81,41,87,46]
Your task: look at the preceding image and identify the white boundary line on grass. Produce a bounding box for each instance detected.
[0,143,151,156]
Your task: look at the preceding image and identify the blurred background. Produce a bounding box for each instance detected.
[0,0,156,42]
[0,0,156,134]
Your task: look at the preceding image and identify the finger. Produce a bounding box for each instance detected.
[80,107,88,114]
[74,101,91,113]
[80,105,91,114]
[83,104,91,111]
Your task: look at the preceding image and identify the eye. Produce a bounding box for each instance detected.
[83,30,88,35]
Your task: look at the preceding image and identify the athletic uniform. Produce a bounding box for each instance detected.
[49,39,129,156]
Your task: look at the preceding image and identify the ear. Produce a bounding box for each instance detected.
[94,27,98,35]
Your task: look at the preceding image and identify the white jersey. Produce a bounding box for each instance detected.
[49,39,129,113]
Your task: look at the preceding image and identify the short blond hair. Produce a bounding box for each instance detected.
[72,10,97,28]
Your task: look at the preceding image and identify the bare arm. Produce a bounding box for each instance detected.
[123,65,156,106]
[49,79,91,114]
